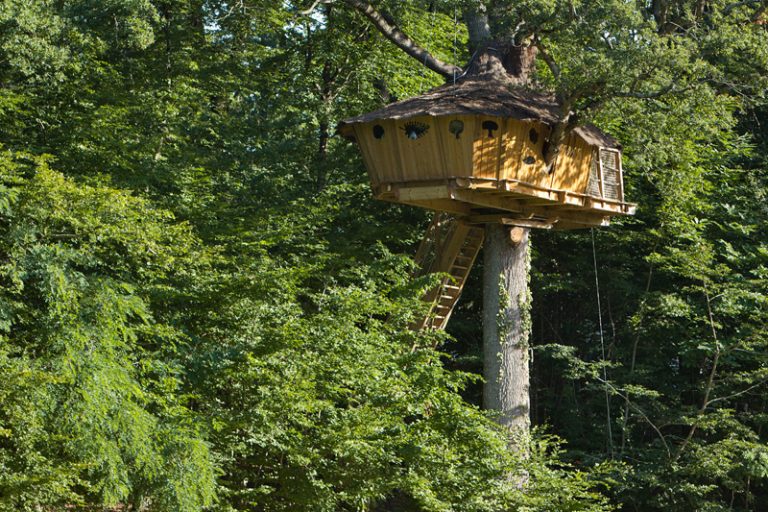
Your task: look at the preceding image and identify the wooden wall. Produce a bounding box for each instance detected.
[550,132,594,195]
[498,119,551,187]
[351,115,596,196]
[352,115,475,184]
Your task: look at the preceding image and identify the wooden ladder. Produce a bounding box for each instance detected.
[412,213,485,330]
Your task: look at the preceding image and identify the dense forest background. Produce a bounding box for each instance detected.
[0,1,767,511]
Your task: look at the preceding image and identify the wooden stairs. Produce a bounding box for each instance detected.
[412,213,485,330]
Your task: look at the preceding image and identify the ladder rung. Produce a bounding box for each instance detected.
[413,216,482,331]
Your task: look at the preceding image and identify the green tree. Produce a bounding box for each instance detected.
[0,151,215,510]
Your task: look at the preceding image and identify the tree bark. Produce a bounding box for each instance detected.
[464,3,492,52]
[483,225,531,441]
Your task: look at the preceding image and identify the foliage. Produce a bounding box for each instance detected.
[0,151,215,510]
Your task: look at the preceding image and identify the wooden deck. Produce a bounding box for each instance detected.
[374,177,636,230]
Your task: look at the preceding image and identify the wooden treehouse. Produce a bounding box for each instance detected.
[339,76,635,330]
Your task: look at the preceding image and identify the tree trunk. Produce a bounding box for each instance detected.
[463,2,537,85]
[464,3,491,52]
[483,224,531,442]
[464,4,534,447]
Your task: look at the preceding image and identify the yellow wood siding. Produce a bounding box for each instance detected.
[434,116,474,178]
[472,116,503,180]
[499,119,525,182]
[350,117,617,201]
[501,120,551,188]
[551,133,592,194]
[353,123,383,186]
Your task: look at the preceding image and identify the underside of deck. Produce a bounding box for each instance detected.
[374,177,636,230]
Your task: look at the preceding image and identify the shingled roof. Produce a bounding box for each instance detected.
[339,74,620,149]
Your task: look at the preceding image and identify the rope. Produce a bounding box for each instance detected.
[452,1,458,85]
[592,228,614,457]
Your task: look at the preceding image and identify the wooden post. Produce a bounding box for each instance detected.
[482,224,531,442]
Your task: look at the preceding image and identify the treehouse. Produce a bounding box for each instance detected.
[339,75,636,330]
[338,76,635,230]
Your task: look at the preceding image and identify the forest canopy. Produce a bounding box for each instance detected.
[0,1,767,511]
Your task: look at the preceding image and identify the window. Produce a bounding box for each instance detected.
[402,121,429,140]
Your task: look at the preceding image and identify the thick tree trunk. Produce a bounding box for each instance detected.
[464,4,534,446]
[463,43,537,85]
[483,225,531,441]
[464,3,491,52]
[463,2,537,85]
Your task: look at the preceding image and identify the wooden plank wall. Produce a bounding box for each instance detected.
[435,116,475,178]
[354,115,475,183]
[550,133,593,195]
[472,116,502,180]
[353,115,597,197]
[500,120,551,188]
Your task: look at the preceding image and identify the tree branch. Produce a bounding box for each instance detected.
[542,111,578,168]
[616,85,676,99]
[341,0,462,79]
[673,286,722,462]
[620,257,655,455]
[534,37,560,80]
[615,80,698,99]
[299,0,333,15]
[596,376,672,458]
[750,0,768,22]
[705,377,768,408]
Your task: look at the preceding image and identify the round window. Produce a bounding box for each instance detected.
[448,120,464,139]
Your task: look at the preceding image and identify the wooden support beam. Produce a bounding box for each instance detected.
[552,221,604,230]
[508,226,528,245]
[372,178,636,221]
[452,189,524,213]
[465,214,555,230]
[381,197,472,216]
[397,185,452,202]
[452,189,611,226]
